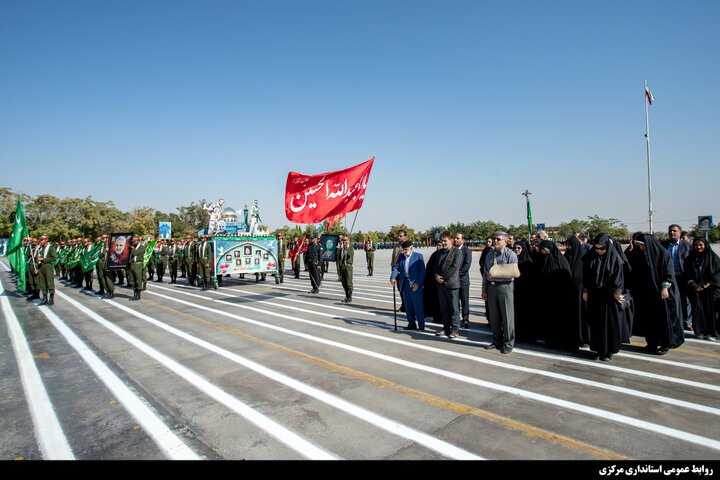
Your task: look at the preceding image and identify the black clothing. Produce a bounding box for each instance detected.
[306,243,322,291]
[536,240,575,349]
[565,237,591,346]
[582,233,625,358]
[513,240,538,343]
[423,249,442,323]
[627,233,684,351]
[684,239,720,338]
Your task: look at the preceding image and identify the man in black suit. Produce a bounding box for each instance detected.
[434,231,464,339]
[661,224,693,331]
[455,232,473,329]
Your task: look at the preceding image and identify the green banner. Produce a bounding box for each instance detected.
[80,243,103,272]
[7,198,29,291]
[143,238,158,267]
[67,246,83,268]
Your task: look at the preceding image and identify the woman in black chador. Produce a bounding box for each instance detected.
[565,236,591,347]
[512,240,538,343]
[535,240,575,349]
[582,233,625,361]
[626,233,684,355]
[684,237,720,341]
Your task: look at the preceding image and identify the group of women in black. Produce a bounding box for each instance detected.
[426,232,720,362]
[514,232,719,361]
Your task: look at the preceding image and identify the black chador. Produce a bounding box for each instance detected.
[582,233,625,361]
[626,233,684,354]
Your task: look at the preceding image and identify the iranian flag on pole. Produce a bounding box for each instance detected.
[645,85,655,105]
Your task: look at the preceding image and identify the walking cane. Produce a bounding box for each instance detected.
[393,284,397,331]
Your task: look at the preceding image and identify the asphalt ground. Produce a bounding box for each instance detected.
[1,248,719,476]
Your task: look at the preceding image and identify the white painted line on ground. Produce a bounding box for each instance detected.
[146,285,720,452]
[164,284,720,410]
[34,300,202,459]
[53,290,338,460]
[102,297,484,460]
[219,285,720,389]
[0,278,74,460]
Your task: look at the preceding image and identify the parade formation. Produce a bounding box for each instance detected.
[1,159,719,464]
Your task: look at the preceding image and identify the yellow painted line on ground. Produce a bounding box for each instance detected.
[628,340,720,359]
[144,299,627,460]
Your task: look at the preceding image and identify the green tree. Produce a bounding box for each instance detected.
[586,215,629,238]
[387,224,419,242]
[555,218,591,239]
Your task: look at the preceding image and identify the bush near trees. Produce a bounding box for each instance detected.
[3,187,714,243]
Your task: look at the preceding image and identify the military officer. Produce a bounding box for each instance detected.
[167,238,179,284]
[155,239,168,282]
[25,238,40,300]
[146,237,156,281]
[338,236,354,303]
[275,232,286,284]
[306,235,322,294]
[364,235,375,276]
[197,234,213,290]
[335,236,343,281]
[97,235,115,299]
[92,236,106,297]
[128,236,145,300]
[184,235,197,286]
[36,235,57,306]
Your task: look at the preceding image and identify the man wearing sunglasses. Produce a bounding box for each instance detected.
[481,231,519,354]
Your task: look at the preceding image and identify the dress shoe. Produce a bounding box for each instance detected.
[484,344,499,350]
[656,347,668,355]
[404,325,418,330]
[501,346,513,354]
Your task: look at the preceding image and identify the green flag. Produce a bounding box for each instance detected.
[7,198,29,291]
[143,238,158,267]
[526,200,533,237]
[67,245,83,268]
[80,242,102,272]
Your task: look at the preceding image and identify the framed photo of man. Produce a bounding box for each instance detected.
[321,234,339,262]
[107,233,133,269]
[698,216,713,233]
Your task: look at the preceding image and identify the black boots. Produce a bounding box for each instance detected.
[130,289,141,301]
[39,294,48,306]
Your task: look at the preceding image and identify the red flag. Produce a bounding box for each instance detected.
[289,234,307,262]
[326,213,345,230]
[285,157,374,224]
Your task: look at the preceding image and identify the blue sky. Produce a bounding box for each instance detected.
[1,1,718,234]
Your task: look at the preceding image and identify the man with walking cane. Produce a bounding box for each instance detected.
[391,240,426,331]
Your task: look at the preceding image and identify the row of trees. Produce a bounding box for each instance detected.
[2,188,716,243]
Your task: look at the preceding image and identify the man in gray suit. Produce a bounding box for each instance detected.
[482,231,519,354]
[434,230,464,339]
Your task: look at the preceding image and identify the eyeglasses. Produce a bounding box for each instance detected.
[493,238,504,242]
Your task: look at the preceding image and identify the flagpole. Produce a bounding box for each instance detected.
[645,80,653,234]
[522,190,532,239]
[349,210,359,236]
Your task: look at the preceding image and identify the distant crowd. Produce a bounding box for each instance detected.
[7,226,718,364]
[384,225,718,361]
